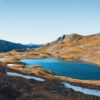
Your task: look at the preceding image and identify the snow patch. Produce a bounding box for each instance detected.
[7,72,45,82]
[63,82,100,97]
[7,64,15,67]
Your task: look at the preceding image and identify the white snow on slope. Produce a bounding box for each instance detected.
[7,72,45,82]
[7,64,15,67]
[63,82,100,97]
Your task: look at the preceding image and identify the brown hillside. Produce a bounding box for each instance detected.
[36,33,100,65]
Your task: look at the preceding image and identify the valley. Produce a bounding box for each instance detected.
[0,33,100,100]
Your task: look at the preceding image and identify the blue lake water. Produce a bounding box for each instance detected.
[22,51,36,53]
[21,57,100,80]
[0,58,4,59]
[23,67,32,69]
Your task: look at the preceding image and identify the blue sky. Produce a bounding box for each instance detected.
[0,0,100,44]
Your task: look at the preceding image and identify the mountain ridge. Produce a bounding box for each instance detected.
[36,33,100,65]
[0,39,42,53]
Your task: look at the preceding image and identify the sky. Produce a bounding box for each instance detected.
[0,0,100,44]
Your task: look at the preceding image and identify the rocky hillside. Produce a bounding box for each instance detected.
[36,33,100,65]
[0,40,41,53]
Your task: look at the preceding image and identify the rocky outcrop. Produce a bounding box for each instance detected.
[36,33,100,65]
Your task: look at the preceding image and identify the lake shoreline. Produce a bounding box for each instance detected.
[0,50,100,90]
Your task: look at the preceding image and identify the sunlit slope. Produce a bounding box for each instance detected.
[36,33,100,65]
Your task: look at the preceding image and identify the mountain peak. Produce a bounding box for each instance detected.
[55,33,83,44]
[70,33,82,37]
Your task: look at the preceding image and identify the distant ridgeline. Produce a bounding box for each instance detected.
[0,40,42,53]
[26,43,43,48]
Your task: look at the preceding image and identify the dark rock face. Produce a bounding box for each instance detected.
[45,80,71,95]
[47,33,83,46]
[0,67,7,74]
[55,33,83,43]
[0,67,8,88]
[0,86,21,100]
